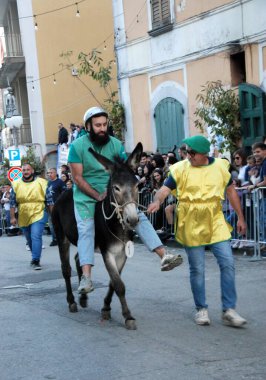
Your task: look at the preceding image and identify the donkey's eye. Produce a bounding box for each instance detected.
[113,185,120,192]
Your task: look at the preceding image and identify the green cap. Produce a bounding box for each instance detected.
[182,135,210,154]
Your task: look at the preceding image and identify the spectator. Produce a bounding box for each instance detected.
[245,155,260,185]
[178,144,188,160]
[58,122,69,145]
[68,123,78,144]
[233,149,248,186]
[10,163,53,270]
[66,179,73,189]
[60,172,70,183]
[151,168,164,192]
[1,184,11,230]
[61,164,70,175]
[248,143,266,250]
[140,152,148,167]
[76,124,87,139]
[47,168,66,246]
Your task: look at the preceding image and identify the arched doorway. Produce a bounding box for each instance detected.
[154,97,184,153]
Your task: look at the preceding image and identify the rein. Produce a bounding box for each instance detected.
[101,185,147,245]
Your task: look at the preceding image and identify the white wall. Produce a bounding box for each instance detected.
[17,0,46,155]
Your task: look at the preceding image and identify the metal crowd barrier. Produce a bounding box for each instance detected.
[138,188,266,261]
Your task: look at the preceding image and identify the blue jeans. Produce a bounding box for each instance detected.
[74,207,163,266]
[21,211,48,262]
[185,240,237,310]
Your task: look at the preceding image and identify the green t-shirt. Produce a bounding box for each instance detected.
[68,134,127,219]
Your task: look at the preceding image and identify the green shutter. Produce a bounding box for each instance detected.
[239,83,266,148]
[154,97,184,153]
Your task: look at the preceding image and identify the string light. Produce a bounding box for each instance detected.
[34,15,38,31]
[75,3,80,17]
[27,1,147,87]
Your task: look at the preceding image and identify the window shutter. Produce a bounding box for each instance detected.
[151,0,171,29]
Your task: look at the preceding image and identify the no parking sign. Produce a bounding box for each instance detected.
[7,167,22,182]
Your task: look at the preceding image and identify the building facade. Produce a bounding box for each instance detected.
[112,0,266,153]
[0,0,116,163]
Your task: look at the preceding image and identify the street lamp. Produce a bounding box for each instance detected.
[4,87,23,147]
[4,115,23,147]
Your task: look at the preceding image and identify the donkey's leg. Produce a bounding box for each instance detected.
[74,253,88,308]
[103,251,136,330]
[101,283,115,320]
[59,238,78,312]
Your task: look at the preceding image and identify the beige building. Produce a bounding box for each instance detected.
[0,0,116,161]
[113,0,266,153]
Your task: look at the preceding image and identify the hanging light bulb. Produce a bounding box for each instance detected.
[137,15,139,23]
[32,81,35,91]
[75,3,80,17]
[34,15,38,31]
[104,41,107,50]
[53,74,57,85]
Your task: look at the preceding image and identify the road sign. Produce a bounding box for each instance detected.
[8,149,21,167]
[7,167,22,182]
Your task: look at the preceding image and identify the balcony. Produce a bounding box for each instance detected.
[0,33,25,88]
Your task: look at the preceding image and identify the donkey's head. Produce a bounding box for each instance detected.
[88,142,143,229]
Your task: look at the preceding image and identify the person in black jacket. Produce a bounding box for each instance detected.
[57,122,69,145]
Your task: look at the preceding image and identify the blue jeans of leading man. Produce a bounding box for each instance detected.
[185,240,237,311]
[74,207,163,266]
[21,211,48,262]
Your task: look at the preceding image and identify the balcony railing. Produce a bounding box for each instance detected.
[4,33,23,57]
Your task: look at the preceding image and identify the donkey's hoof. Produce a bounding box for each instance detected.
[69,303,78,313]
[125,319,137,330]
[79,295,88,308]
[101,309,111,320]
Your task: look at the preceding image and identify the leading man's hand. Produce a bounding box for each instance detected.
[237,218,247,236]
[147,200,160,214]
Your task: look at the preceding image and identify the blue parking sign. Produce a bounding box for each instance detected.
[8,149,21,167]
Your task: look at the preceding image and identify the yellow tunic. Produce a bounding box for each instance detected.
[12,178,48,227]
[169,158,232,247]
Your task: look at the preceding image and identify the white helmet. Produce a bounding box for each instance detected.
[83,106,108,126]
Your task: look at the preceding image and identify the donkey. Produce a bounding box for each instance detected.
[52,142,143,330]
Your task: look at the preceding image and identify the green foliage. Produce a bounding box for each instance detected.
[194,81,241,153]
[60,50,125,140]
[21,146,45,174]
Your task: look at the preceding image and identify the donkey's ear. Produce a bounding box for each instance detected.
[126,142,143,171]
[88,147,115,173]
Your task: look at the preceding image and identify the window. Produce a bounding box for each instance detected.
[148,0,173,37]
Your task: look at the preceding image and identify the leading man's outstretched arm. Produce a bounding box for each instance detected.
[147,185,171,214]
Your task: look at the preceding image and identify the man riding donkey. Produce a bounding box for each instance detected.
[68,106,183,294]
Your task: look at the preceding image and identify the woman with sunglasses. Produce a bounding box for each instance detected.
[147,135,247,328]
[233,149,249,186]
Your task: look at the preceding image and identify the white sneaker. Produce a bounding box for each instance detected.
[222,309,247,327]
[26,244,31,251]
[42,245,45,249]
[161,252,183,271]
[78,275,94,294]
[195,308,210,325]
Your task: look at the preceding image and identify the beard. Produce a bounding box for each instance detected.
[89,127,110,146]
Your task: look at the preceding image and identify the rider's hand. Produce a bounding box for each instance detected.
[97,191,107,202]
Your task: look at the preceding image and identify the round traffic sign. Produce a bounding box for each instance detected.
[7,167,22,182]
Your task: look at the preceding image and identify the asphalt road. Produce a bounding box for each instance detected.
[0,234,265,380]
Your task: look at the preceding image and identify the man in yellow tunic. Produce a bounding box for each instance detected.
[10,164,53,270]
[148,135,247,327]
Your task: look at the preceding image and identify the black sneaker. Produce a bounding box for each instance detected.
[30,260,42,270]
[49,240,58,246]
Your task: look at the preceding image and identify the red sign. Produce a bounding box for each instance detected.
[7,167,22,182]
